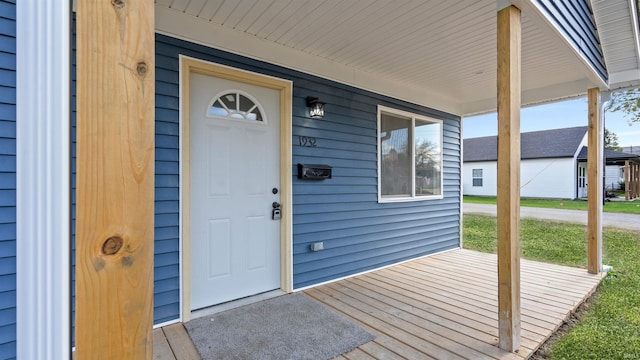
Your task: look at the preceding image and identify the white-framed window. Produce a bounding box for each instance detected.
[378,106,443,202]
[472,169,483,187]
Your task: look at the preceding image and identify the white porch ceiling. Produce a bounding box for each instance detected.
[154,0,620,116]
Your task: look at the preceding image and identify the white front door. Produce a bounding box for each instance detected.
[190,72,281,310]
[578,163,587,198]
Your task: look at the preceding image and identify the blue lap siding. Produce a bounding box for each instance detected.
[153,54,181,323]
[35,27,463,338]
[534,0,607,81]
[0,1,15,359]
[155,34,461,295]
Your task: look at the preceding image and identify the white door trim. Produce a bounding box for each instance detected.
[179,55,293,321]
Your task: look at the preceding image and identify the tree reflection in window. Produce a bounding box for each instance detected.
[208,91,264,122]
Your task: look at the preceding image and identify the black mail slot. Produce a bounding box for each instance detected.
[297,163,332,180]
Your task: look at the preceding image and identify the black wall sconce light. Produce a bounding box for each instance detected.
[306,97,326,118]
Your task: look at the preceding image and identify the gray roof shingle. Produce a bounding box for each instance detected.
[463,126,588,162]
[577,147,640,165]
[576,147,639,160]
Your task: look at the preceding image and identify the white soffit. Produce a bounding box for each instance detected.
[155,0,609,116]
[591,0,640,89]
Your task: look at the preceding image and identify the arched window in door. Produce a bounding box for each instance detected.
[207,90,266,123]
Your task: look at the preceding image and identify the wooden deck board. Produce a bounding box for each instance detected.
[388,265,572,319]
[309,249,603,359]
[323,282,497,360]
[163,323,201,360]
[348,276,541,352]
[366,269,552,341]
[341,347,376,360]
[155,249,603,360]
[306,287,438,360]
[152,328,175,360]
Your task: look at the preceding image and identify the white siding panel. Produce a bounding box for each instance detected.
[183,0,208,16]
[168,0,190,12]
[198,0,224,21]
[155,0,174,7]
[521,158,576,199]
[209,0,245,26]
[232,0,275,31]
[464,158,578,199]
[222,0,263,29]
[605,165,623,190]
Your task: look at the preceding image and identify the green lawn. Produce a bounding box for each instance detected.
[464,195,640,214]
[464,215,640,359]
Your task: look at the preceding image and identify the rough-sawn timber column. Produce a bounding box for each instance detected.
[587,88,602,274]
[76,0,155,358]
[496,4,521,353]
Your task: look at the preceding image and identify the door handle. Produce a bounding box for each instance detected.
[272,206,282,220]
[272,202,281,209]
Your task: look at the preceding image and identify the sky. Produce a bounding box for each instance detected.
[463,97,640,148]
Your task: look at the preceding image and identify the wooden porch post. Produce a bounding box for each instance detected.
[497,4,521,352]
[625,160,630,200]
[632,162,635,199]
[632,163,635,199]
[633,164,640,199]
[631,164,640,199]
[587,88,602,274]
[76,0,155,358]
[636,163,639,199]
[633,163,635,199]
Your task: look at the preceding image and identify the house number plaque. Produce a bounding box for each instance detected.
[298,136,317,147]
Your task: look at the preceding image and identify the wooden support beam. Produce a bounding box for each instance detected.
[632,163,634,199]
[587,88,602,275]
[633,164,640,199]
[631,162,635,200]
[496,4,521,353]
[631,164,640,199]
[626,160,630,200]
[633,163,635,199]
[76,0,155,358]
[636,163,639,199]
[632,164,635,199]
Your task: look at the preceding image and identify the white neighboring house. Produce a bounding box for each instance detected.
[463,126,640,199]
[577,147,640,193]
[464,127,588,199]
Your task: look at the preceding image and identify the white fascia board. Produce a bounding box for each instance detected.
[155,6,463,116]
[608,70,640,90]
[511,0,609,89]
[16,1,71,360]
[572,133,589,160]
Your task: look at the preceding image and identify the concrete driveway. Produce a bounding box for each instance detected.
[463,203,640,231]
